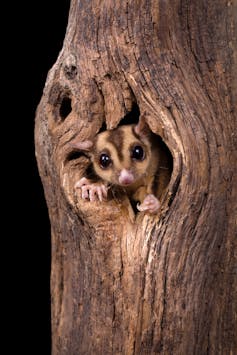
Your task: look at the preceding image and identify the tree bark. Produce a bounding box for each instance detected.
[35,0,237,354]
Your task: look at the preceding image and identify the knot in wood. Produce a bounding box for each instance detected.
[63,54,78,80]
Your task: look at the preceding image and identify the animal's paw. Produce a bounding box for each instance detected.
[137,194,160,214]
[74,177,108,202]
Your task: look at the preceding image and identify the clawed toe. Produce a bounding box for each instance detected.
[137,194,160,214]
[74,178,108,202]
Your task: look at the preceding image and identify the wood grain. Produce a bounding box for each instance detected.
[35,0,237,353]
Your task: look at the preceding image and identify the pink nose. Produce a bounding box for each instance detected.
[118,169,134,185]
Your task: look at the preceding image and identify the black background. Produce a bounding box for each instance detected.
[11,1,71,353]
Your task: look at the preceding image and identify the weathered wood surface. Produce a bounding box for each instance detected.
[35,0,237,354]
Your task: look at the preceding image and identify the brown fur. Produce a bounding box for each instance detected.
[90,124,171,203]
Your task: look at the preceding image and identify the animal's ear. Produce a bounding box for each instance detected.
[134,119,151,138]
[70,139,94,151]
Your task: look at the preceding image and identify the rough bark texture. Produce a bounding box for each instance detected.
[35,0,237,354]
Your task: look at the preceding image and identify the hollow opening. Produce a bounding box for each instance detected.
[68,101,173,216]
[60,96,72,119]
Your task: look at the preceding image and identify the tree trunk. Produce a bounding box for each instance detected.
[35,0,237,354]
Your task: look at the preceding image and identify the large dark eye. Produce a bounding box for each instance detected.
[99,153,112,168]
[131,145,145,161]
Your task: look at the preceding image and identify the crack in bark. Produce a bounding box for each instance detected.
[158,241,169,353]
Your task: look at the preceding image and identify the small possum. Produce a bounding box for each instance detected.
[73,123,171,214]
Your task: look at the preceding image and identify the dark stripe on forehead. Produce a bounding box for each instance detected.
[106,127,124,161]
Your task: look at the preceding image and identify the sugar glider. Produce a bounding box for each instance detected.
[72,123,171,214]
